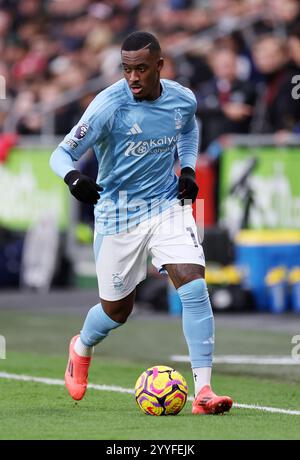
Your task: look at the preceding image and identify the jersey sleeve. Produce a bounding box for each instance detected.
[49,146,75,179]
[57,92,116,161]
[177,116,199,170]
[177,89,199,170]
[181,88,198,134]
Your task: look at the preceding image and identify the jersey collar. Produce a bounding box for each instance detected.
[124,79,167,104]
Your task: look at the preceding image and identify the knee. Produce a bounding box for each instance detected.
[101,300,134,324]
[176,267,205,290]
[109,308,132,324]
[165,263,205,290]
[178,273,203,288]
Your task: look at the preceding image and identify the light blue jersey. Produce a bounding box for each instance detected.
[50,78,199,234]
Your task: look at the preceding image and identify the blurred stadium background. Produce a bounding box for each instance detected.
[0,0,300,440]
[1,0,300,314]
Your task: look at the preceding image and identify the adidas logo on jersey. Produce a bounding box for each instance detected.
[126,123,143,135]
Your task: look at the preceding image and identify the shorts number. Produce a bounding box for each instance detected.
[186,226,198,248]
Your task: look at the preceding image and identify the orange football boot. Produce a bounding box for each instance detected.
[192,384,233,415]
[65,335,91,401]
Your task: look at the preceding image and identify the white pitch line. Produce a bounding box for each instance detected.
[0,371,300,416]
[0,372,134,394]
[230,403,300,416]
[171,355,300,365]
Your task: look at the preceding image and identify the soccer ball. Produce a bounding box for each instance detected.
[134,365,188,416]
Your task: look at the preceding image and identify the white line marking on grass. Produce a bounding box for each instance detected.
[171,355,300,365]
[0,372,134,394]
[231,403,300,416]
[0,371,299,416]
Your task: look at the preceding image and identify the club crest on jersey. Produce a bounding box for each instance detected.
[174,108,183,129]
[75,122,89,139]
[112,273,124,290]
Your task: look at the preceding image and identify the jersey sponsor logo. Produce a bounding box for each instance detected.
[65,139,78,150]
[126,123,143,135]
[124,133,180,157]
[174,108,183,129]
[74,122,89,139]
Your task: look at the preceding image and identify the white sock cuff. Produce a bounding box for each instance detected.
[192,367,212,395]
[74,336,94,357]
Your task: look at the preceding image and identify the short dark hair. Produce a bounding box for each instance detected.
[121,31,161,54]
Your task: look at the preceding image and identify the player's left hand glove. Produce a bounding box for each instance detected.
[177,167,199,206]
[64,170,103,205]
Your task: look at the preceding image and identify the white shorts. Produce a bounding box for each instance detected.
[94,203,205,301]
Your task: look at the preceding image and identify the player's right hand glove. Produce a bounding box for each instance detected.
[64,170,103,205]
[177,167,199,206]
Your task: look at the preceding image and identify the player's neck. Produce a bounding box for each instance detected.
[150,82,162,100]
[137,82,162,102]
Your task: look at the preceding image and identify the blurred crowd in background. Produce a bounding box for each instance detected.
[0,0,300,305]
[0,0,300,152]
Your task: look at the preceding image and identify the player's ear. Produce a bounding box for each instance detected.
[157,57,164,72]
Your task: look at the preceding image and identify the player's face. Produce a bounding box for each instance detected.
[121,48,164,100]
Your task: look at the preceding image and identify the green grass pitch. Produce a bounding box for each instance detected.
[0,307,299,440]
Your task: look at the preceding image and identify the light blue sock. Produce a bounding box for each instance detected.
[177,278,214,368]
[80,303,122,347]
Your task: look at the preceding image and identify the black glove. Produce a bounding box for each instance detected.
[64,170,103,205]
[177,167,199,206]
